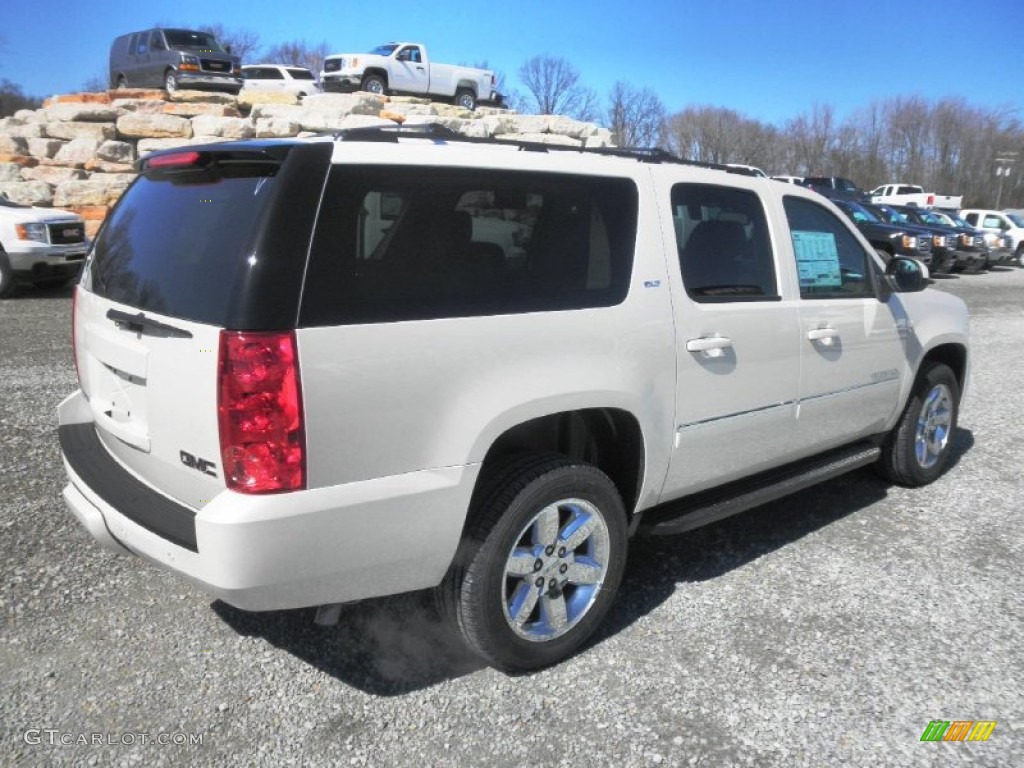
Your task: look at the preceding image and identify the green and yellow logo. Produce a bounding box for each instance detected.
[920,720,997,742]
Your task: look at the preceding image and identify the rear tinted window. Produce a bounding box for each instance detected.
[85,166,278,324]
[300,166,638,325]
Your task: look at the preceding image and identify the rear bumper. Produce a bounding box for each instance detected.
[57,390,477,611]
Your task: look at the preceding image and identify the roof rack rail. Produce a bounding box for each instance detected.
[331,122,758,175]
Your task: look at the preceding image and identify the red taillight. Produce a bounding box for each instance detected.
[146,151,201,169]
[217,330,305,493]
[927,194,935,206]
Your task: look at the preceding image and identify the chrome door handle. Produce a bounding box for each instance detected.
[807,327,839,346]
[686,336,733,358]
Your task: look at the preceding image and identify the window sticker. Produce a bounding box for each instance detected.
[792,230,841,289]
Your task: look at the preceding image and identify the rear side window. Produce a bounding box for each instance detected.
[671,183,777,301]
[85,163,279,325]
[300,166,638,325]
[783,196,873,298]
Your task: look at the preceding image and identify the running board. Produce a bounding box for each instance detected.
[640,441,881,537]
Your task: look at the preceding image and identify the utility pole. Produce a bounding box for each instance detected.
[994,152,1017,209]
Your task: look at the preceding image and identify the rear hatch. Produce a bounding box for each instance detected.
[73,140,331,509]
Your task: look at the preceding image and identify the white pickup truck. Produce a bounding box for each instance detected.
[870,183,962,210]
[0,194,88,298]
[319,42,499,110]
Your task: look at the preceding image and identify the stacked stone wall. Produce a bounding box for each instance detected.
[0,89,613,237]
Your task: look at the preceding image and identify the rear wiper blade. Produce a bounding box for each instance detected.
[106,309,193,339]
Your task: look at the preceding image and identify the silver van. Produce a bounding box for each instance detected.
[109,28,242,94]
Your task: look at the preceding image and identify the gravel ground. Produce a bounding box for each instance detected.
[1,268,1021,767]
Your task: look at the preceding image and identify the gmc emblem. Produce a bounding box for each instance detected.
[180,450,217,477]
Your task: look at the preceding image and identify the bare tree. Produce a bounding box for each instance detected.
[198,24,261,62]
[261,40,332,73]
[664,105,773,167]
[0,78,41,117]
[607,82,666,148]
[518,55,599,120]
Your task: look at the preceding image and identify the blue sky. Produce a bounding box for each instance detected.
[2,0,1022,126]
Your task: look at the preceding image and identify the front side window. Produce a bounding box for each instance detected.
[301,167,638,325]
[671,184,777,301]
[784,196,874,299]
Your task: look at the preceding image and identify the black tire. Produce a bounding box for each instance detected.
[164,70,178,94]
[439,454,628,672]
[454,88,476,111]
[0,251,16,299]
[878,363,960,487]
[360,74,386,95]
[1016,244,1024,268]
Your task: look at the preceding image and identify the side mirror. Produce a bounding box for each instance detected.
[886,256,929,293]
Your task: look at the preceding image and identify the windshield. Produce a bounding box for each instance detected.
[1007,213,1024,227]
[872,206,904,224]
[287,68,315,80]
[934,212,967,227]
[164,29,224,52]
[844,202,880,223]
[369,44,399,56]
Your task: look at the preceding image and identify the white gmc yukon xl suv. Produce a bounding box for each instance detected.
[58,127,969,671]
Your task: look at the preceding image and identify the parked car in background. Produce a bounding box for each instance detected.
[241,65,321,97]
[898,207,989,272]
[831,199,933,265]
[868,203,958,274]
[869,183,962,211]
[960,209,1024,267]
[802,176,869,202]
[110,28,242,94]
[0,194,87,298]
[929,210,1004,270]
[319,42,500,110]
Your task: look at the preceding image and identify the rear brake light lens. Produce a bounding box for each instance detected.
[218,330,305,493]
[146,151,201,169]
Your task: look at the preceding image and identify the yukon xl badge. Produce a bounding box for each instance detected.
[180,450,218,478]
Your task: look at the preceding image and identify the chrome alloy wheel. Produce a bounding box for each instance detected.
[915,383,953,469]
[502,498,611,642]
